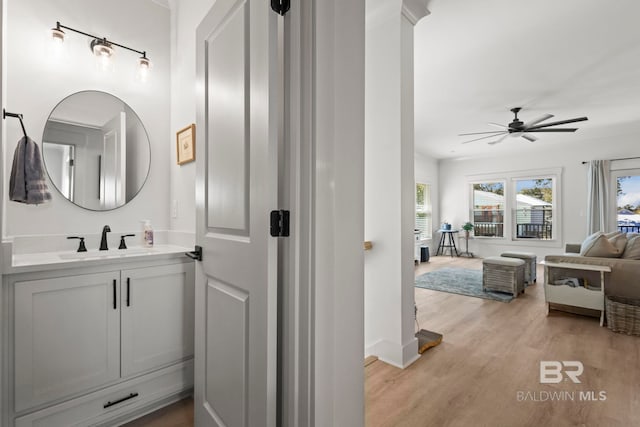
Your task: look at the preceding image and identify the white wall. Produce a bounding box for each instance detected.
[436,127,640,259]
[364,0,428,369]
[3,0,170,239]
[415,151,438,253]
[364,1,403,363]
[168,0,215,235]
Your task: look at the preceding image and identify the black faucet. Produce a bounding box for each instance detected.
[67,236,87,252]
[100,225,111,250]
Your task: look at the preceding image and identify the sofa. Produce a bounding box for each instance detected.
[544,233,640,300]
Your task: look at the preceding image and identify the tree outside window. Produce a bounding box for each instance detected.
[514,178,553,240]
[416,183,431,238]
[472,182,504,237]
[616,174,640,233]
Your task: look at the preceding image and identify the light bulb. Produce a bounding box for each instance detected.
[98,52,111,70]
[48,24,65,61]
[137,56,152,82]
[51,28,65,44]
[90,39,114,71]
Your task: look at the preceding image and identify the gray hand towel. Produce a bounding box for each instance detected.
[9,136,52,204]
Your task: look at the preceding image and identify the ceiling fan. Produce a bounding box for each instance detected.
[460,107,588,145]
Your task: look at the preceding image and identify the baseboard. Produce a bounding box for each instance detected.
[366,337,420,369]
[364,356,378,367]
[401,337,420,368]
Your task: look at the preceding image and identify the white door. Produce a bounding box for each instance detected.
[13,272,121,412]
[120,263,195,377]
[101,112,126,209]
[194,0,280,426]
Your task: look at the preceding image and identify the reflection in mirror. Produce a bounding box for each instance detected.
[42,91,150,210]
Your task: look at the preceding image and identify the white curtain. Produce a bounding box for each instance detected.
[587,159,610,234]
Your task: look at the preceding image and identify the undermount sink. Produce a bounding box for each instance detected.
[58,247,158,260]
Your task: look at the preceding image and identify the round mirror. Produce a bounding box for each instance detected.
[42,91,151,211]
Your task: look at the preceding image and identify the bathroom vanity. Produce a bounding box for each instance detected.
[0,2,192,425]
[1,246,194,427]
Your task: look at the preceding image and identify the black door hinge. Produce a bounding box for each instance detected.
[270,210,290,237]
[271,0,290,16]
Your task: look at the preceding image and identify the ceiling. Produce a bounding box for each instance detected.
[50,92,125,128]
[414,0,640,159]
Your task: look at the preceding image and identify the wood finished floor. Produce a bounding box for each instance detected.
[121,397,193,427]
[125,256,640,426]
[368,255,640,427]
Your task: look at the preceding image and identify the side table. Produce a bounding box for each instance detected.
[436,229,459,257]
[541,261,610,326]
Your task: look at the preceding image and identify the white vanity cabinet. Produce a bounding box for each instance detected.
[3,258,194,427]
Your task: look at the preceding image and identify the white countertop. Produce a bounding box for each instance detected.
[7,244,192,274]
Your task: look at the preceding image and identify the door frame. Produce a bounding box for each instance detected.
[282,0,365,425]
[1,4,6,425]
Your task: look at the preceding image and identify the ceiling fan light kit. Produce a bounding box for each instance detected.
[460,107,588,145]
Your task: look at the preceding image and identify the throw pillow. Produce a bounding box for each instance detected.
[608,232,628,253]
[623,235,640,259]
[579,231,603,255]
[580,232,622,257]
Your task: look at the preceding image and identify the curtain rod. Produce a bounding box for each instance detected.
[581,156,640,164]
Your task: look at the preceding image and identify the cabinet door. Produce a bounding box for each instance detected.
[14,271,121,412]
[121,263,195,377]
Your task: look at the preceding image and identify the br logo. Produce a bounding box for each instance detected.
[540,361,584,384]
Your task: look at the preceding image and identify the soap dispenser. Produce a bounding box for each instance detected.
[142,220,154,247]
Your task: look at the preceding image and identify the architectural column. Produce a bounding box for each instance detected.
[364,0,429,368]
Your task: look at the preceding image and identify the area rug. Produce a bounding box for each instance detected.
[415,267,513,302]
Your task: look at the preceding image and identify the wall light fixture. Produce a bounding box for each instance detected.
[51,21,152,79]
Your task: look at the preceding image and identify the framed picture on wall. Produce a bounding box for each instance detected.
[176,124,196,165]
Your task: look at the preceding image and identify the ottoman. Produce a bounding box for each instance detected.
[501,251,537,285]
[482,256,525,296]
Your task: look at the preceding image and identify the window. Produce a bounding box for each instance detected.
[615,173,640,233]
[416,183,432,238]
[514,178,554,240]
[471,182,504,237]
[468,168,561,243]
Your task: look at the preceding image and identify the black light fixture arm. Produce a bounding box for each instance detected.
[3,108,27,138]
[56,21,148,58]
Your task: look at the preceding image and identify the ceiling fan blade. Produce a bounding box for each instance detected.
[521,134,537,142]
[487,134,509,145]
[522,114,554,128]
[525,128,578,132]
[458,130,506,136]
[462,132,507,144]
[488,122,507,129]
[525,116,588,130]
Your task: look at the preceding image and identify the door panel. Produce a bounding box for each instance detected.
[121,263,195,377]
[206,6,248,233]
[14,272,121,412]
[195,0,279,426]
[205,281,248,426]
